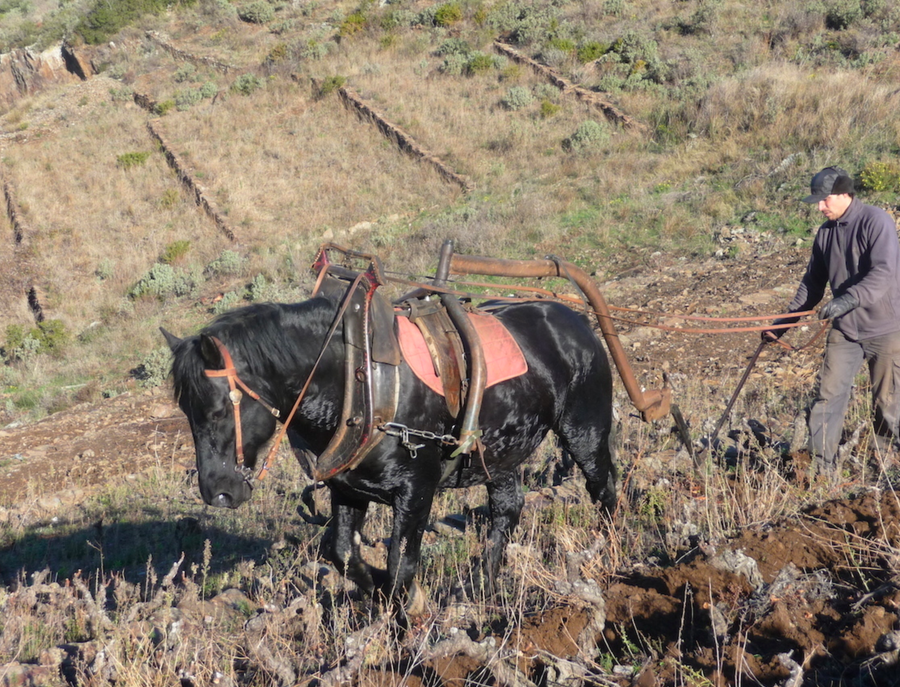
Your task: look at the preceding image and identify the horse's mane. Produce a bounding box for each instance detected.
[170,297,338,405]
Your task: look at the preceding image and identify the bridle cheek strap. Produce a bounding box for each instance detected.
[204,337,281,475]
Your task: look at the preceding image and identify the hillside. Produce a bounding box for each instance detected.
[1,1,900,685]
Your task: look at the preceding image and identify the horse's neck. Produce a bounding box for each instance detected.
[277,301,344,417]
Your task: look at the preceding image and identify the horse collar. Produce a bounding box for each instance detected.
[204,336,281,477]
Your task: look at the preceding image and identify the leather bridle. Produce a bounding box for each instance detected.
[201,271,367,483]
[204,336,281,480]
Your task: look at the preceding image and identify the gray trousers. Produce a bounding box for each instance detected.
[809,327,900,470]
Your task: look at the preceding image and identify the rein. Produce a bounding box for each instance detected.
[384,272,823,338]
[204,272,366,483]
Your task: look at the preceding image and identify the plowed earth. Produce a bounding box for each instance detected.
[3,232,900,685]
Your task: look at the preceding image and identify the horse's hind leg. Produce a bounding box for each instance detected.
[558,398,617,513]
[482,468,525,591]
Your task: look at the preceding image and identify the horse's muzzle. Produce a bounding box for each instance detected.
[211,492,240,509]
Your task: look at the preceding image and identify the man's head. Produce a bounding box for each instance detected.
[803,166,855,220]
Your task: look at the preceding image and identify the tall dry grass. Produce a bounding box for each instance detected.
[1,366,896,683]
[159,77,455,249]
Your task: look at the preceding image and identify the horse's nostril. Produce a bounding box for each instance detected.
[213,493,233,508]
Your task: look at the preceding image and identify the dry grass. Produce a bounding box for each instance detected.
[160,77,455,247]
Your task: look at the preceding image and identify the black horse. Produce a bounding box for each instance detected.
[163,292,616,602]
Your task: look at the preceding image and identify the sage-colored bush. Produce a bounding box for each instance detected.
[501,86,534,110]
[206,250,246,277]
[238,1,274,24]
[135,347,172,388]
[563,120,610,152]
[231,73,264,96]
[825,0,863,29]
[129,263,197,300]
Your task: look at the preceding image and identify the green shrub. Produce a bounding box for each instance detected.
[434,2,463,26]
[238,1,274,24]
[155,100,175,116]
[3,320,69,361]
[159,189,180,209]
[339,10,367,36]
[265,42,288,65]
[465,52,496,75]
[231,73,264,96]
[548,37,575,53]
[161,240,191,264]
[77,0,193,44]
[859,161,900,192]
[540,99,561,118]
[501,86,534,110]
[577,41,608,63]
[825,0,863,29]
[318,74,346,97]
[563,120,610,152]
[116,151,151,170]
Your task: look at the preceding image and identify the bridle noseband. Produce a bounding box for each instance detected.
[204,336,281,480]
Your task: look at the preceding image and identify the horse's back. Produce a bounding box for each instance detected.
[490,300,610,379]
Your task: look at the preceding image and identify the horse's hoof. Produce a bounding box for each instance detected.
[405,579,428,617]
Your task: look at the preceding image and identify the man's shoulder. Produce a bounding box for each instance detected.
[855,201,894,224]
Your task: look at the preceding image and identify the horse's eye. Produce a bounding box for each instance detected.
[209,405,228,421]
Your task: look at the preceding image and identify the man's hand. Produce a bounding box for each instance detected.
[819,293,859,320]
[761,316,798,342]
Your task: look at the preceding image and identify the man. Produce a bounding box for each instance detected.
[764,166,900,474]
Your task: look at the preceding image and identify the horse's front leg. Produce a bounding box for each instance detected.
[330,490,375,595]
[383,479,436,603]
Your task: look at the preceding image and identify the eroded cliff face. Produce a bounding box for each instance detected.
[0,44,92,113]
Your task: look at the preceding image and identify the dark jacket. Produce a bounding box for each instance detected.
[788,199,900,341]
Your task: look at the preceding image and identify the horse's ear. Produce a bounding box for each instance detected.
[160,327,182,351]
[199,334,225,369]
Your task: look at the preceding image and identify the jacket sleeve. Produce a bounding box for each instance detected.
[844,214,900,307]
[788,234,828,312]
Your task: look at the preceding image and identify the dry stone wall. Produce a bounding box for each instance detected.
[337,85,475,194]
[147,120,237,241]
[145,31,238,74]
[493,41,645,131]
[1,174,45,324]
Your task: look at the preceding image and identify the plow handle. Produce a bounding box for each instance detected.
[448,255,671,422]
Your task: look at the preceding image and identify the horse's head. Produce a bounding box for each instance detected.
[163,328,280,509]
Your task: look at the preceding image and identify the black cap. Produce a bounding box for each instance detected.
[802,166,855,203]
